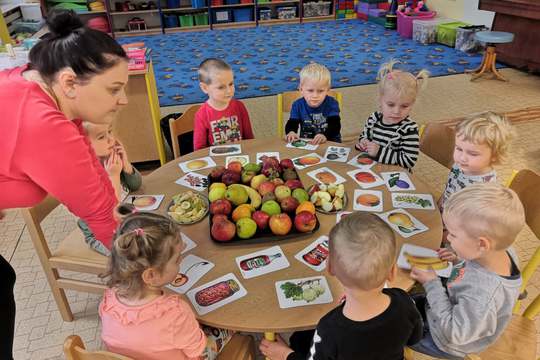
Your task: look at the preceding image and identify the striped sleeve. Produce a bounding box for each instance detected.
[377,121,419,169]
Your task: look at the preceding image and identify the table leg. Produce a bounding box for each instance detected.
[264,332,275,360]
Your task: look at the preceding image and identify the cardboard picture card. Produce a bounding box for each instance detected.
[275,276,333,309]
[324,146,351,162]
[335,211,352,223]
[209,144,242,157]
[181,233,197,254]
[347,152,377,169]
[256,152,280,163]
[225,155,250,167]
[294,235,329,272]
[306,167,347,185]
[391,193,435,210]
[175,172,208,192]
[235,245,290,279]
[186,273,247,316]
[346,169,385,189]
[397,243,453,278]
[286,139,319,151]
[124,195,164,211]
[378,208,428,238]
[292,153,326,170]
[167,254,215,294]
[380,171,416,192]
[353,189,384,212]
[178,157,217,173]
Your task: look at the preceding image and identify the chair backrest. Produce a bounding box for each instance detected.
[64,335,133,360]
[276,90,343,138]
[419,122,456,169]
[169,104,201,159]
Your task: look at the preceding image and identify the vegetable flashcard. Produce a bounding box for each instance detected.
[256,152,280,163]
[295,236,329,272]
[306,167,347,185]
[181,233,197,254]
[175,172,208,191]
[225,155,250,167]
[392,193,435,210]
[324,146,351,162]
[275,276,333,309]
[179,157,217,173]
[397,243,453,277]
[235,246,289,279]
[286,139,319,151]
[378,208,428,238]
[209,144,242,156]
[353,189,384,212]
[347,169,384,189]
[186,273,247,315]
[124,195,164,211]
[292,153,326,170]
[167,255,214,294]
[381,172,416,192]
[347,152,376,169]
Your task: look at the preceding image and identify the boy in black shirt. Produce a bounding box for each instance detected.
[260,212,423,360]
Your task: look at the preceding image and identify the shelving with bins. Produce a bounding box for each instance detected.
[107,0,162,35]
[38,0,112,32]
[209,0,256,29]
[256,0,300,24]
[161,0,210,33]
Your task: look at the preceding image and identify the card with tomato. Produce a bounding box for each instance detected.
[295,235,329,271]
[167,255,214,294]
[347,152,376,169]
[347,169,384,189]
[292,153,326,170]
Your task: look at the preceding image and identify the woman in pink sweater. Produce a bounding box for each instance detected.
[0,10,128,359]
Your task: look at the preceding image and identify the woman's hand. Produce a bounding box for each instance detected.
[259,335,294,360]
[286,131,299,143]
[114,140,133,174]
[311,134,327,145]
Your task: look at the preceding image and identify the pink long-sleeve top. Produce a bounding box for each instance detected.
[0,66,118,248]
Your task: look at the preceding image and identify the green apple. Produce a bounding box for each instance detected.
[236,218,257,239]
[261,200,281,216]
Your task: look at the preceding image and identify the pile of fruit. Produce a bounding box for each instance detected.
[208,156,318,242]
[307,183,346,213]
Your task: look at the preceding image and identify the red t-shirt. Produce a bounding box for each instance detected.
[0,66,118,248]
[193,99,254,150]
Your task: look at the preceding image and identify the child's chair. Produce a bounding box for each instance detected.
[276,90,343,138]
[418,122,455,169]
[169,104,201,158]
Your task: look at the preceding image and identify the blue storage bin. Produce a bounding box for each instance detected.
[167,0,180,8]
[191,0,206,8]
[164,14,179,27]
[225,0,240,4]
[213,9,232,23]
[233,8,253,22]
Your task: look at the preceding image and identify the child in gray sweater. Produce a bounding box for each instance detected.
[410,183,525,359]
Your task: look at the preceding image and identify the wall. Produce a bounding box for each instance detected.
[426,0,494,27]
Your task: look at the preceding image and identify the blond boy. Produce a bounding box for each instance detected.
[411,184,525,359]
[285,63,341,144]
[260,212,422,360]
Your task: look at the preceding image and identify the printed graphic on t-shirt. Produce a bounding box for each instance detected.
[302,113,328,138]
[210,116,242,144]
[447,261,466,288]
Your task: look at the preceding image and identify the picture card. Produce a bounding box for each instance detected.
[397,243,453,278]
[178,157,217,173]
[175,172,208,192]
[286,138,319,151]
[225,155,249,167]
[306,167,347,185]
[181,233,197,254]
[324,146,351,162]
[378,208,428,238]
[167,255,215,294]
[124,195,164,211]
[347,169,385,189]
[292,153,326,170]
[256,152,280,163]
[186,273,247,316]
[392,193,435,210]
[335,211,352,223]
[275,276,333,309]
[235,246,289,279]
[347,152,377,169]
[209,144,242,156]
[381,172,416,192]
[353,189,384,212]
[295,236,329,272]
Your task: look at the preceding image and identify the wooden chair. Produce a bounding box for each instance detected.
[21,196,108,322]
[276,90,343,138]
[419,122,456,169]
[169,104,201,159]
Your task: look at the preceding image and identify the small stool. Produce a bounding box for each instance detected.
[468,31,514,81]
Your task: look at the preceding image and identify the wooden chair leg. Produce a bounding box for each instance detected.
[64,335,84,360]
[50,269,74,321]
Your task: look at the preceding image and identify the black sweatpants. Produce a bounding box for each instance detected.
[0,255,16,360]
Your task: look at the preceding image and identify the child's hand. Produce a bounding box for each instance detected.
[105,150,122,177]
[437,248,458,264]
[365,141,380,157]
[114,140,133,174]
[410,267,438,284]
[259,335,294,360]
[355,138,369,151]
[311,134,327,145]
[286,131,299,143]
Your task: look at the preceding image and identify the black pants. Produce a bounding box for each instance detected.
[0,255,15,360]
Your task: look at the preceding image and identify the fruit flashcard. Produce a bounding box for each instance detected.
[292,153,326,170]
[381,172,416,192]
[324,146,351,162]
[209,144,242,156]
[235,245,289,279]
[378,208,428,238]
[179,157,217,173]
[275,276,333,309]
[346,169,385,189]
[256,152,280,163]
[295,235,329,272]
[286,139,319,151]
[167,255,215,294]
[335,211,352,223]
[124,195,164,211]
[225,155,249,167]
[175,172,208,191]
[392,193,435,210]
[306,167,347,185]
[353,189,384,212]
[186,273,247,316]
[397,243,453,277]
[181,233,197,254]
[347,152,376,169]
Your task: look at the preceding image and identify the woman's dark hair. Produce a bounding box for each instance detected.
[28,9,128,84]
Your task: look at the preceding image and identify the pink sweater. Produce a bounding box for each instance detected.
[0,66,118,248]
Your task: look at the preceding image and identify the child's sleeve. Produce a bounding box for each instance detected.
[355,113,375,150]
[376,123,419,169]
[172,300,207,358]
[120,167,142,192]
[322,97,341,141]
[285,100,301,134]
[238,101,254,139]
[193,107,210,151]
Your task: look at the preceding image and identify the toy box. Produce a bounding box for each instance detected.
[397,10,436,38]
[259,8,271,19]
[303,1,331,17]
[436,21,470,47]
[277,6,296,19]
[455,25,488,52]
[412,18,448,44]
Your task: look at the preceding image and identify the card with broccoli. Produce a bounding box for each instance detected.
[275,276,333,308]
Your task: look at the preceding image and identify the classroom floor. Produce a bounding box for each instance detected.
[2,68,540,359]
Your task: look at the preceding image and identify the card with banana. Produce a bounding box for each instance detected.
[397,243,452,277]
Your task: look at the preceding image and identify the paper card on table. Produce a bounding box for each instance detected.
[381,172,416,192]
[235,246,289,279]
[397,243,453,278]
[186,273,247,316]
[225,155,249,167]
[392,193,435,210]
[347,169,384,189]
[256,152,280,163]
[353,189,384,212]
[286,139,319,151]
[335,211,352,223]
[175,172,208,192]
[306,167,347,185]
[167,255,215,294]
[324,146,351,162]
[378,208,428,238]
[347,152,377,169]
[124,195,164,211]
[292,153,326,170]
[275,276,333,309]
[181,233,197,254]
[178,157,217,173]
[295,235,329,272]
[209,144,242,157]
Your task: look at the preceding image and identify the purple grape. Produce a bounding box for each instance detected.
[395,180,410,189]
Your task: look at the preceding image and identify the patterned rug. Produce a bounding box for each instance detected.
[119,20,486,107]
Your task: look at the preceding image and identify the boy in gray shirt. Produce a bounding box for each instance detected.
[410,183,525,359]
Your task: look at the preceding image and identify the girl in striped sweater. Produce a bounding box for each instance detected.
[355,61,429,170]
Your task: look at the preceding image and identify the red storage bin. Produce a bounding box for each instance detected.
[212,0,223,5]
[240,0,252,3]
[357,12,368,20]
[377,2,389,10]
[397,10,436,38]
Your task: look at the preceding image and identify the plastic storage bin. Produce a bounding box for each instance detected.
[233,8,253,21]
[455,25,488,52]
[164,14,179,27]
[225,0,240,4]
[436,21,469,47]
[277,6,296,19]
[303,1,330,17]
[397,10,436,38]
[194,12,209,25]
[179,14,194,26]
[191,0,206,8]
[213,9,233,23]
[211,0,223,5]
[259,8,271,19]
[167,0,180,8]
[412,18,444,44]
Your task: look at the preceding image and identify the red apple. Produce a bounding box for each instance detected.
[222,170,241,186]
[258,181,276,196]
[285,179,303,191]
[212,214,228,223]
[271,178,285,186]
[209,166,226,183]
[294,211,317,233]
[280,158,295,170]
[211,219,236,242]
[280,196,299,213]
[209,199,232,215]
[269,213,292,235]
[252,210,270,230]
[227,161,243,174]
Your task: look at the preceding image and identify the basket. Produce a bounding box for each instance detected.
[397,10,436,38]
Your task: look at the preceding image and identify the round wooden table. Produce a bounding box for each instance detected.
[140,138,442,333]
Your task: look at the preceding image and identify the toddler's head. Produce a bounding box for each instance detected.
[83,121,116,158]
[198,58,234,108]
[106,213,184,299]
[328,212,396,290]
[377,60,429,124]
[443,183,525,261]
[299,63,331,108]
[454,112,513,175]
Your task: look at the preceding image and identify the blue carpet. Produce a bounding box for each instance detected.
[119,20,485,107]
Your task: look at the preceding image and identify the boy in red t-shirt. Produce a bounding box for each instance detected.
[193,58,254,150]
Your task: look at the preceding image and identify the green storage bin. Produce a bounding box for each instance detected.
[436,21,469,47]
[258,0,269,3]
[194,12,209,25]
[179,14,194,27]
